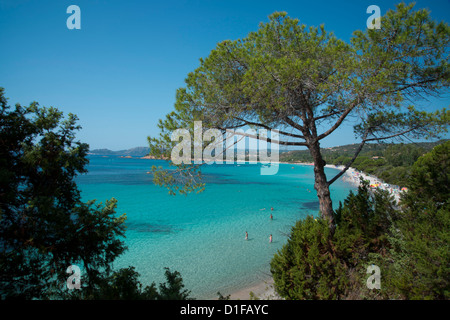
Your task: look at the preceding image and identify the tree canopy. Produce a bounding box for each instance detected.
[0,88,192,300]
[0,87,127,298]
[149,3,449,231]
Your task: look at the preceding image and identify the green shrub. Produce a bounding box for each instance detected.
[271,216,348,299]
[271,181,397,299]
[271,142,449,300]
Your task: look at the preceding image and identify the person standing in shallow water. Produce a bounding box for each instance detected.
[245,231,248,240]
[269,234,272,243]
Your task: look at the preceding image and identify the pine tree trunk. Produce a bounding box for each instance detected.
[308,140,336,233]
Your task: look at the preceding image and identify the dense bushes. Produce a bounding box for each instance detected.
[0,88,192,300]
[270,181,396,299]
[270,216,347,299]
[271,141,449,300]
[82,266,192,300]
[383,141,449,299]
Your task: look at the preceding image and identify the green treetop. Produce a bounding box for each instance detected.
[149,3,449,232]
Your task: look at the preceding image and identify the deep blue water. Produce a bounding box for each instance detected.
[76,156,355,299]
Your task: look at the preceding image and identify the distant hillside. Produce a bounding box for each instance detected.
[89,146,150,157]
[280,140,448,187]
[280,140,446,163]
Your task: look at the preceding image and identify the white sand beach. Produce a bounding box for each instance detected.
[325,164,404,203]
[228,278,280,300]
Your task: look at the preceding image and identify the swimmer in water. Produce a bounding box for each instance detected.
[269,234,272,243]
[245,231,248,240]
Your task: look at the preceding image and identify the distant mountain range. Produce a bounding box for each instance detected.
[89,147,150,157]
[89,139,448,159]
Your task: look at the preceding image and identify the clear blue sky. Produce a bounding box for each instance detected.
[1,0,449,150]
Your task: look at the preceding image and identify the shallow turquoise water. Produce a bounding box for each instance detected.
[76,156,355,299]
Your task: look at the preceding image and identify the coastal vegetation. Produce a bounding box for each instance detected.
[148,2,449,233]
[270,140,449,299]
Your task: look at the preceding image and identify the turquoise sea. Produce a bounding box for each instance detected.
[76,156,356,299]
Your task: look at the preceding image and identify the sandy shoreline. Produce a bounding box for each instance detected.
[227,277,279,300]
